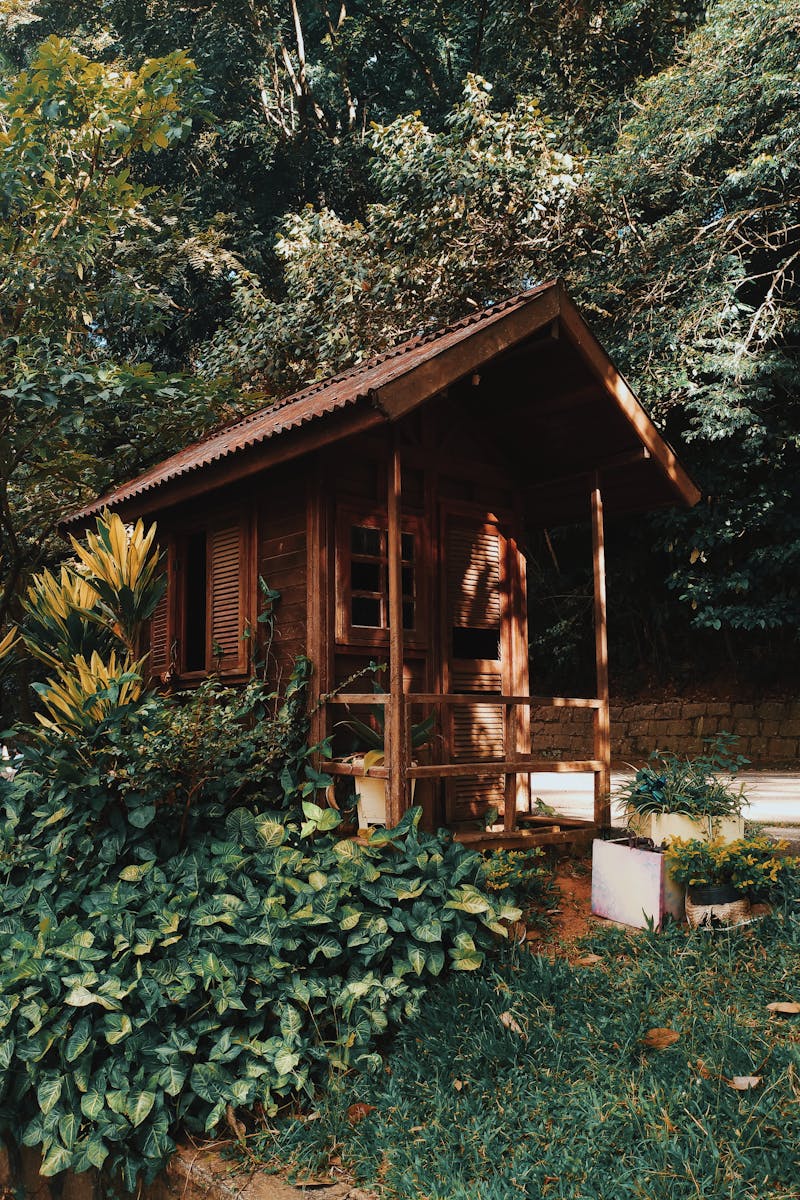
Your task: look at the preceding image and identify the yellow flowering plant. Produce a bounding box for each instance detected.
[665,835,793,898]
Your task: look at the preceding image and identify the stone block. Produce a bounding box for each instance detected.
[767,738,797,761]
[734,718,759,737]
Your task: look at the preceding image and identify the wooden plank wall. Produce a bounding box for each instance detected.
[257,465,308,687]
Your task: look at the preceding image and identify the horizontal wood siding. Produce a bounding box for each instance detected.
[258,470,308,685]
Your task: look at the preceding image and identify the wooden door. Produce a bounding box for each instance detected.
[441,507,526,824]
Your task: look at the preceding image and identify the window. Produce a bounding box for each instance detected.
[337,511,423,645]
[149,517,250,680]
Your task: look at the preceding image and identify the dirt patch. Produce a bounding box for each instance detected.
[519,851,621,956]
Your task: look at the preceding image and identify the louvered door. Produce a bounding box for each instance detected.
[209,522,248,675]
[443,512,508,823]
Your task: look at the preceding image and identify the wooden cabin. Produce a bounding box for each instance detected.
[64,280,699,848]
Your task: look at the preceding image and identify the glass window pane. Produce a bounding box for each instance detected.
[402,601,415,630]
[352,596,382,627]
[401,565,414,597]
[351,525,382,556]
[352,560,382,592]
[401,532,414,561]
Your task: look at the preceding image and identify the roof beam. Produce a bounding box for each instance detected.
[371,287,562,420]
[557,295,701,507]
[523,447,650,493]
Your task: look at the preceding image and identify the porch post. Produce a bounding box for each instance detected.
[591,476,611,828]
[386,433,407,826]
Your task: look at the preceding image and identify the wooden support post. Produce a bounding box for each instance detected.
[386,436,407,827]
[504,702,518,831]
[307,469,329,768]
[591,477,611,827]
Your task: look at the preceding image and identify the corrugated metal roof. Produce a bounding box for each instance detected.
[64,284,556,525]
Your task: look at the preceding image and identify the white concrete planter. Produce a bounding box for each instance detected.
[624,809,744,846]
[592,838,685,930]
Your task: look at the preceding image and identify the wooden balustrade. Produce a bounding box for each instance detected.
[321,690,605,834]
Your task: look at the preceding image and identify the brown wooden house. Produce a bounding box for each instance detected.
[64,280,699,847]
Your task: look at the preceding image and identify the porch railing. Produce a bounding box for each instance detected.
[323,691,610,832]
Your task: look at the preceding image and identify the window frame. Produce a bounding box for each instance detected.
[152,509,253,683]
[335,506,427,648]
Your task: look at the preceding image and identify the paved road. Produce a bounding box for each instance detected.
[530,771,800,826]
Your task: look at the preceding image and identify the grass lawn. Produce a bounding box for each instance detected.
[252,882,800,1199]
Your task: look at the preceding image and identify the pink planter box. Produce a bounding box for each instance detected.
[591,838,685,930]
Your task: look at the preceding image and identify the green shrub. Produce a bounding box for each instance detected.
[614,734,748,820]
[0,697,517,1185]
[481,847,549,900]
[665,835,797,898]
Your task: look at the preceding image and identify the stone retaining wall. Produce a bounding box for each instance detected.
[530,699,800,768]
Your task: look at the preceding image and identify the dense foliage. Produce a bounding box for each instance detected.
[0,672,520,1185]
[0,512,519,1181]
[1,0,798,691]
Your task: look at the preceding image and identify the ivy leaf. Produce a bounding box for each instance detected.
[103,1013,132,1044]
[274,1047,300,1076]
[119,861,156,882]
[256,818,285,848]
[65,1017,92,1061]
[37,1075,62,1115]
[126,1090,157,1127]
[39,1143,72,1176]
[81,1089,105,1120]
[127,804,156,829]
[408,946,426,976]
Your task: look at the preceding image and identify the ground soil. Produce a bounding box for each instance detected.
[518,851,610,956]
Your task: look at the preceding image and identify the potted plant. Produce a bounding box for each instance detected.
[334,701,435,827]
[615,735,747,846]
[665,834,791,928]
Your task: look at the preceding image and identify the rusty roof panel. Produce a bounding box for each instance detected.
[64,284,556,525]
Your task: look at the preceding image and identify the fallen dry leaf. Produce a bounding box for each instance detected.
[453,1079,464,1091]
[499,1010,525,1037]
[728,1075,762,1091]
[347,1102,376,1124]
[576,954,602,966]
[642,1027,680,1050]
[766,1001,800,1015]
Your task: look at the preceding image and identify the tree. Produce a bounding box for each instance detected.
[201,76,581,390]
[569,0,800,667]
[0,37,240,659]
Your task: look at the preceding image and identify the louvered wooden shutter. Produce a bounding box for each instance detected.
[447,525,502,628]
[444,517,507,822]
[148,588,170,681]
[209,523,247,675]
